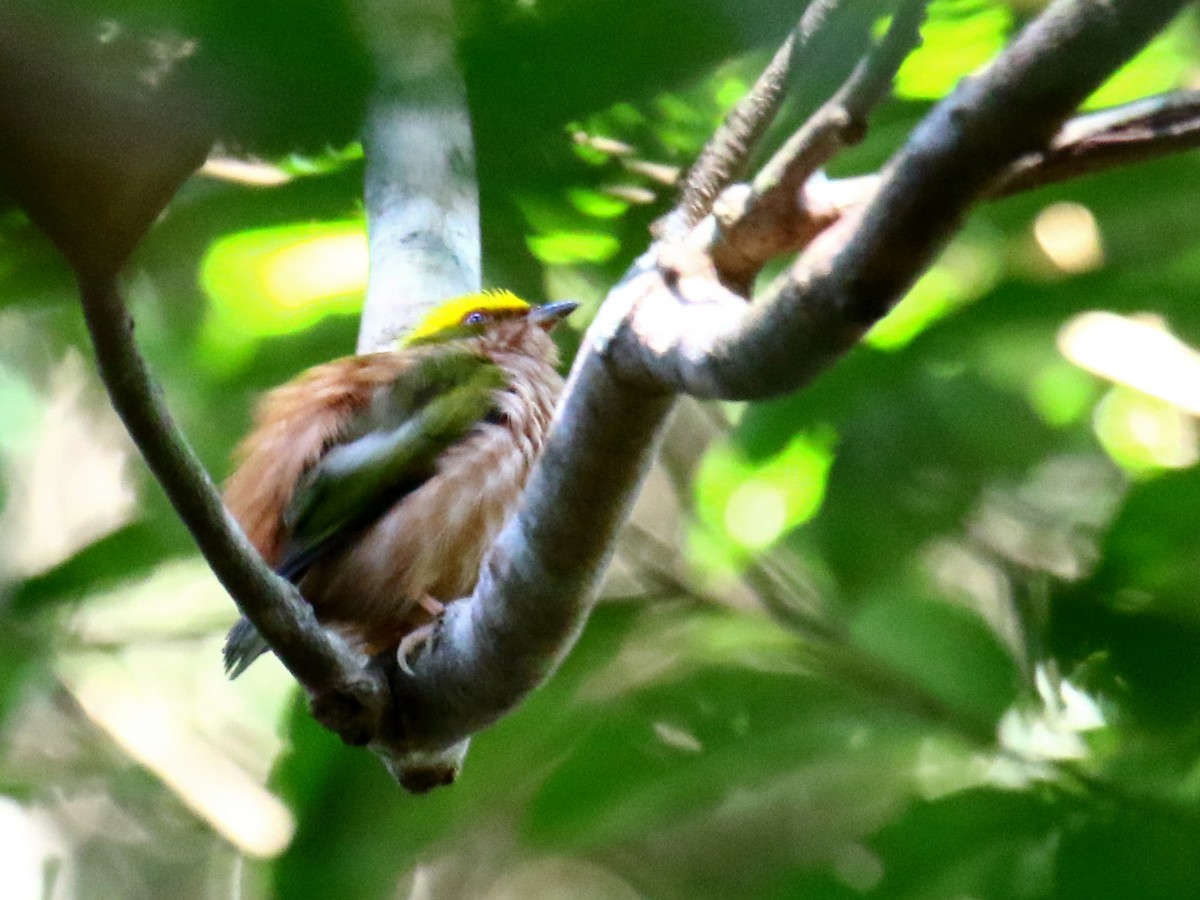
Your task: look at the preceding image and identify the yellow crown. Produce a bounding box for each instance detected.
[400,290,530,347]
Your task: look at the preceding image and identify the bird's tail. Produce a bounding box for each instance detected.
[224,616,270,678]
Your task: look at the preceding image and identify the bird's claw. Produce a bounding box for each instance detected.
[397,596,445,675]
[397,623,437,676]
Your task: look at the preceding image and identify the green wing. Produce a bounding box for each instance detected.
[276,351,506,580]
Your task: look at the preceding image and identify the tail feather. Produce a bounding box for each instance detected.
[224,615,270,678]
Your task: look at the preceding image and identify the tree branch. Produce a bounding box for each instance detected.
[77,273,389,744]
[352,0,482,353]
[379,0,1189,764]
[709,0,930,291]
[994,88,1200,197]
[69,0,1194,791]
[611,0,1188,400]
[819,89,1200,208]
[657,0,850,242]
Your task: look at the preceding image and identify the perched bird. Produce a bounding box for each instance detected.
[222,291,576,677]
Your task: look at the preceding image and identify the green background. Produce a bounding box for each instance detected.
[2,1,1200,898]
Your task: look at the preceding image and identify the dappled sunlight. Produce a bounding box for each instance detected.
[723,480,788,550]
[261,232,368,309]
[60,656,294,859]
[1083,12,1200,108]
[1094,386,1199,473]
[692,429,836,576]
[1058,310,1200,472]
[1028,359,1100,427]
[892,1,1013,100]
[60,558,296,781]
[0,556,298,894]
[1033,202,1104,275]
[201,222,367,325]
[865,238,1001,349]
[1059,311,1200,415]
[198,221,367,369]
[0,349,136,579]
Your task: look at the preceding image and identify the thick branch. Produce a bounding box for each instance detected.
[614,0,1189,399]
[393,316,674,747]
[353,0,481,352]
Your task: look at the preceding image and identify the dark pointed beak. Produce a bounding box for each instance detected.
[529,300,579,330]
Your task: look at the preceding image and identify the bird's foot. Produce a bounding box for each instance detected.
[397,596,445,676]
[397,624,436,676]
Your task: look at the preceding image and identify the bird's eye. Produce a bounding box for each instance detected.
[464,310,486,326]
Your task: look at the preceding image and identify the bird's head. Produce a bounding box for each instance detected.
[398,291,577,358]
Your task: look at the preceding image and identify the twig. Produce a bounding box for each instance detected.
[658,0,849,242]
[818,89,1200,207]
[710,0,931,289]
[76,273,388,743]
[995,88,1200,196]
[609,0,1188,400]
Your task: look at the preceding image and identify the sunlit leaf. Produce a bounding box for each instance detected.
[526,230,621,264]
[893,0,1013,101]
[1084,14,1200,109]
[1028,360,1100,427]
[197,219,367,369]
[694,428,837,563]
[1093,385,1199,475]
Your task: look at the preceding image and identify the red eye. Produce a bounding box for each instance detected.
[464,310,486,325]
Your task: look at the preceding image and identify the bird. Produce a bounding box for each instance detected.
[221,290,576,678]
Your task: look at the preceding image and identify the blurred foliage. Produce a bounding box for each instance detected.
[2,1,1200,899]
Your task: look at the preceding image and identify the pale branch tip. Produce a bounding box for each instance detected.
[708,0,930,290]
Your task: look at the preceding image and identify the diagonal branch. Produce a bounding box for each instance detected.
[994,88,1200,196]
[611,0,1188,400]
[77,273,389,744]
[817,89,1200,210]
[387,0,1189,758]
